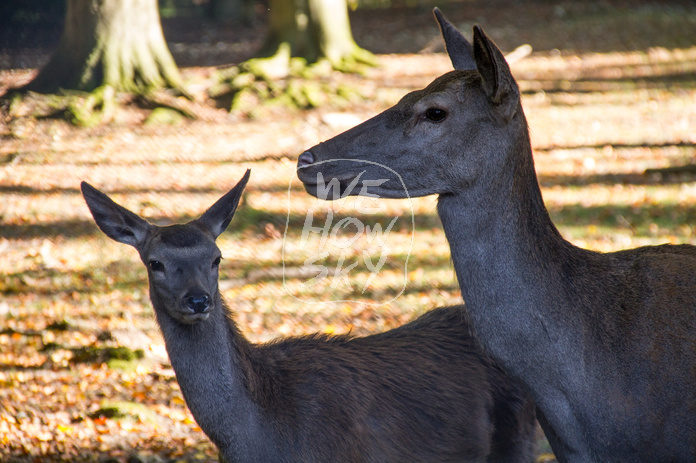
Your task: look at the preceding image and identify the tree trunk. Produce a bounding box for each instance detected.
[309,0,363,65]
[25,0,183,94]
[261,0,374,69]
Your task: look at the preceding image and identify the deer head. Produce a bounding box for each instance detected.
[297,9,524,201]
[81,170,250,325]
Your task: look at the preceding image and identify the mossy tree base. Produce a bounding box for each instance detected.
[210,43,375,118]
[6,87,119,128]
[211,0,376,118]
[3,0,206,127]
[210,59,365,119]
[24,0,184,96]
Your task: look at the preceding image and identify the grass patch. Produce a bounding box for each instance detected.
[90,401,160,424]
[71,345,145,365]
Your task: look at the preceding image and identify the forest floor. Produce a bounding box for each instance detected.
[1,0,695,461]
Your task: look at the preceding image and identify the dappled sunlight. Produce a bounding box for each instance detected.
[2,1,696,459]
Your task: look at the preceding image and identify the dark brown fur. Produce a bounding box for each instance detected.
[296,9,696,463]
[81,173,537,463]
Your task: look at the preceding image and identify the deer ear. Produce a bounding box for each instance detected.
[196,169,250,239]
[434,8,475,71]
[81,181,150,248]
[472,25,519,120]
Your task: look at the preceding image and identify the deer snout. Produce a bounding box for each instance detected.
[297,151,315,169]
[185,292,210,314]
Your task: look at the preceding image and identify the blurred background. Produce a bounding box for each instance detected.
[1,0,695,461]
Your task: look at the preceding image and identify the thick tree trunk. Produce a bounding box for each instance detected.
[261,0,374,69]
[309,0,364,65]
[25,0,183,94]
[215,0,375,116]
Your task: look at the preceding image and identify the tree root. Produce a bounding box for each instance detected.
[68,86,117,127]
[4,89,113,128]
[327,44,378,73]
[3,86,118,128]
[3,86,225,129]
[144,90,226,122]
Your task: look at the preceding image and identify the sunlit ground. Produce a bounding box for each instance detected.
[1,37,695,463]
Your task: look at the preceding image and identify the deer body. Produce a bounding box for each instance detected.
[438,189,696,461]
[81,172,537,463]
[297,10,696,462]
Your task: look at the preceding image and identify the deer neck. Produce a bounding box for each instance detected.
[437,128,581,375]
[152,289,279,460]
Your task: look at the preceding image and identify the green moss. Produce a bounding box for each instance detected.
[90,401,160,424]
[230,86,261,113]
[212,45,372,118]
[71,345,145,364]
[67,86,116,127]
[106,358,141,372]
[145,107,185,125]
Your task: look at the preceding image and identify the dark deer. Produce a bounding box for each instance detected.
[296,9,696,463]
[81,170,536,463]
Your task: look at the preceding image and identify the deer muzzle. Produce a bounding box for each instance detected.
[184,292,210,314]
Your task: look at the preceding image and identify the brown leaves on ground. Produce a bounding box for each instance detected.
[1,1,695,461]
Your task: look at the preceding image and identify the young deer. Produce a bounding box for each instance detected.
[81,170,536,463]
[296,9,696,463]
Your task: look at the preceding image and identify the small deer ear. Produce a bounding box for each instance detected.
[434,8,476,71]
[81,181,150,248]
[196,169,251,239]
[472,25,520,120]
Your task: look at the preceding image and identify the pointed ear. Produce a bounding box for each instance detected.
[434,8,475,71]
[196,169,250,239]
[472,25,520,120]
[81,182,150,248]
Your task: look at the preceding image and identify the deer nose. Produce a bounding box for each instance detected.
[185,293,210,314]
[297,151,315,169]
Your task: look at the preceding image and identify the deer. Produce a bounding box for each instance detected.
[81,170,537,463]
[296,8,696,463]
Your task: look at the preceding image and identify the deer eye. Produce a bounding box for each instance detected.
[212,256,222,268]
[425,108,447,122]
[149,260,164,272]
